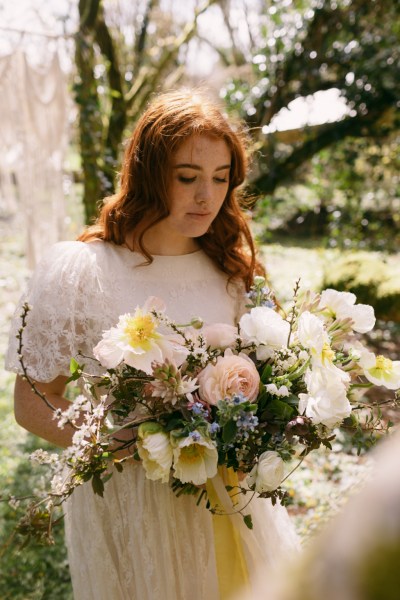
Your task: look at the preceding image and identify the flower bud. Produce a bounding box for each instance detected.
[190,317,204,329]
[285,416,311,438]
[253,276,266,287]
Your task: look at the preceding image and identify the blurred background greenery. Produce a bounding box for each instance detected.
[0,0,399,597]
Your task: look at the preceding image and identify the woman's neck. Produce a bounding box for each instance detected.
[126,229,200,256]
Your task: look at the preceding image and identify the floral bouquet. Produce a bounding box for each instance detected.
[13,278,400,539]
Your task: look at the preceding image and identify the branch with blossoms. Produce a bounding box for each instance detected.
[5,283,400,547]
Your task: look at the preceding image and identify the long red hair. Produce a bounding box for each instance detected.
[78,89,265,290]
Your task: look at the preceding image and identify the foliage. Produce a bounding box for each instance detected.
[218,0,400,195]
[0,435,72,600]
[322,251,400,322]
[74,0,217,222]
[254,132,400,251]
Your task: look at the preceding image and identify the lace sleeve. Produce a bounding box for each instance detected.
[5,241,102,382]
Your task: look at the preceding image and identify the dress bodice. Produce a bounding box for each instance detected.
[5,240,244,382]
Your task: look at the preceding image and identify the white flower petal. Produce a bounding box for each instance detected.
[172,434,218,485]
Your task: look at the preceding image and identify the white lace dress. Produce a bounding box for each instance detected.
[6,240,300,600]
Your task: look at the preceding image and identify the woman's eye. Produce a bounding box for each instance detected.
[178,175,196,184]
[214,177,228,183]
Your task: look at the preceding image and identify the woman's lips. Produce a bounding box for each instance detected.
[186,212,211,220]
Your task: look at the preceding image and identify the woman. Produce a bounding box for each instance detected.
[6,90,299,599]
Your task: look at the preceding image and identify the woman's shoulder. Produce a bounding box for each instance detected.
[39,240,93,265]
[29,240,108,293]
[38,239,115,271]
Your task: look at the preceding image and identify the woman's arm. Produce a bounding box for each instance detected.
[14,374,74,448]
[14,375,136,458]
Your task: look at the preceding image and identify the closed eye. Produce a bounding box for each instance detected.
[178,175,196,184]
[214,176,228,183]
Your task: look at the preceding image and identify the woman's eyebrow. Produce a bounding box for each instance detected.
[173,163,231,171]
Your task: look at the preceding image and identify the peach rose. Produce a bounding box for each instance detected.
[198,349,260,406]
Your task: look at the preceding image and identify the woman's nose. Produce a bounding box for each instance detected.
[195,181,212,203]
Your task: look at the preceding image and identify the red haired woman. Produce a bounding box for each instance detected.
[6,90,299,599]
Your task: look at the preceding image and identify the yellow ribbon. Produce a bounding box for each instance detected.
[206,467,250,599]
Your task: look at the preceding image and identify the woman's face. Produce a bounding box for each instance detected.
[143,134,231,255]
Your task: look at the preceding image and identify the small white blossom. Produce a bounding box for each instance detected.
[8,496,20,510]
[265,383,290,397]
[298,350,310,362]
[72,424,92,446]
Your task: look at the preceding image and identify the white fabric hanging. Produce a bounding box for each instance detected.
[0,49,69,268]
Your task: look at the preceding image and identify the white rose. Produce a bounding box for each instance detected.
[246,451,284,493]
[239,307,290,360]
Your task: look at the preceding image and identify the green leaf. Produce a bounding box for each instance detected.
[222,419,238,444]
[70,357,80,373]
[164,416,185,432]
[101,473,113,485]
[243,514,253,529]
[257,391,269,411]
[91,474,104,497]
[66,358,82,383]
[260,364,272,383]
[266,398,294,420]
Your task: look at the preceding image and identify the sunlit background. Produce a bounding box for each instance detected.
[0,1,399,598]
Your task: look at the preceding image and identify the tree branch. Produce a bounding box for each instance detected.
[125,0,218,114]
[250,96,396,195]
[79,0,100,29]
[94,6,127,164]
[134,0,158,73]
[245,0,377,130]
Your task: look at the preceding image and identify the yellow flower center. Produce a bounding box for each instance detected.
[181,444,205,463]
[321,342,335,364]
[376,355,392,371]
[124,312,159,350]
[369,355,393,380]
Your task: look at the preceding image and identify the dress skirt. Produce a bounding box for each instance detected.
[65,462,300,600]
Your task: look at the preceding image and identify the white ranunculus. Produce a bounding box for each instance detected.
[298,369,352,428]
[172,431,218,485]
[93,297,188,374]
[308,364,350,396]
[246,451,284,493]
[358,349,400,390]
[297,311,329,356]
[320,289,376,333]
[136,422,173,483]
[239,307,290,360]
